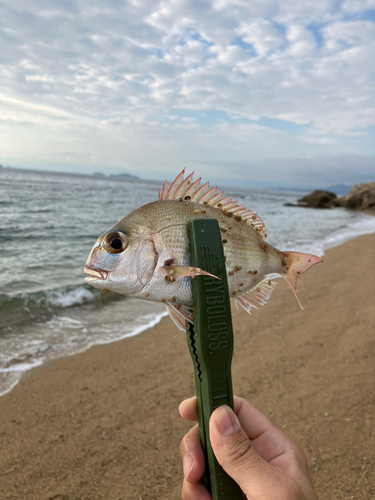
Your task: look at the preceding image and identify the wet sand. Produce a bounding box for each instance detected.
[0,233,374,500]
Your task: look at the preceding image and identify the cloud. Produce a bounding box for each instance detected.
[286,24,316,57]
[341,0,375,14]
[0,0,374,186]
[237,19,284,56]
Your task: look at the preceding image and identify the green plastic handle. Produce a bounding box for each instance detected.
[186,219,243,500]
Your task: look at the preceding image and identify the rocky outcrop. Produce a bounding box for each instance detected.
[284,190,338,208]
[284,183,375,211]
[338,182,375,211]
[298,190,338,208]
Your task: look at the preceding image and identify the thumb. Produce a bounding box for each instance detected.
[209,405,282,496]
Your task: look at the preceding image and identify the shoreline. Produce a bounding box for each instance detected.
[0,309,169,398]
[1,208,375,398]
[0,231,374,499]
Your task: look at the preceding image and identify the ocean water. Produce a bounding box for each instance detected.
[1,167,375,396]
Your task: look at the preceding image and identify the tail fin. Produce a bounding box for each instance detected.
[283,251,322,309]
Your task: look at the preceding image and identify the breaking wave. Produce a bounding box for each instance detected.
[0,284,124,332]
[273,210,375,258]
[0,305,167,397]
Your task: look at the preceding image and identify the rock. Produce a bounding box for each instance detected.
[297,190,338,209]
[338,182,375,210]
[284,183,375,211]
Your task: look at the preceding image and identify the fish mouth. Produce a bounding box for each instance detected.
[84,266,108,280]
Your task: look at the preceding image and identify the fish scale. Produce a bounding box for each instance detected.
[84,170,322,329]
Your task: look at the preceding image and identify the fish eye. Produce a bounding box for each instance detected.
[111,238,122,250]
[103,230,128,254]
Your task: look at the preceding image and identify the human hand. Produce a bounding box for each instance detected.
[179,396,317,500]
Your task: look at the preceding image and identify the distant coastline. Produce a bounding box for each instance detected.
[0,165,141,182]
[93,172,139,179]
[268,184,352,196]
[0,164,369,195]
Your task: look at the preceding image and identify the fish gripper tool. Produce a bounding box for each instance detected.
[186,219,243,500]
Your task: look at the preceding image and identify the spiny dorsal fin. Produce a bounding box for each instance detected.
[159,169,267,239]
[233,278,278,314]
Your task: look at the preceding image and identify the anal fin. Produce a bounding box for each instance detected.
[233,279,277,315]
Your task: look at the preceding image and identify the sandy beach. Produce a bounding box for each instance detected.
[0,232,374,500]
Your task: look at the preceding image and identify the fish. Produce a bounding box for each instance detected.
[84,170,322,330]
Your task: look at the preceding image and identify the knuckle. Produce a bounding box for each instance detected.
[180,424,199,459]
[297,448,308,466]
[284,436,309,470]
[225,432,253,466]
[180,436,187,458]
[283,478,305,500]
[181,479,188,500]
[291,444,308,468]
[181,479,194,500]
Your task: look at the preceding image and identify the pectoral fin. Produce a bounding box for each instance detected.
[161,265,219,282]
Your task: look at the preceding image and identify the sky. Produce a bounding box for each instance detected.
[0,0,374,189]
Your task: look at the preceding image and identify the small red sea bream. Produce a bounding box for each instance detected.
[84,170,321,329]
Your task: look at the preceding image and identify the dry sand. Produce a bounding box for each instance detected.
[0,233,374,500]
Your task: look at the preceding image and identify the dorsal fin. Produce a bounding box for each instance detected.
[158,170,267,239]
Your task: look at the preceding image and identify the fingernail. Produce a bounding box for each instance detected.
[183,454,193,479]
[216,406,240,436]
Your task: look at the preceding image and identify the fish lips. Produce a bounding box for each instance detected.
[84,266,109,282]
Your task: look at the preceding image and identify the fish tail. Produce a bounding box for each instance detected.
[283,251,322,309]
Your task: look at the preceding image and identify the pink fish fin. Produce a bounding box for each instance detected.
[232,296,257,314]
[232,297,239,310]
[165,169,185,199]
[158,171,267,238]
[283,251,322,309]
[161,265,220,282]
[174,172,194,198]
[196,186,219,203]
[159,180,169,200]
[233,278,278,314]
[165,303,194,330]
